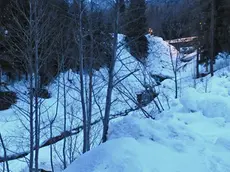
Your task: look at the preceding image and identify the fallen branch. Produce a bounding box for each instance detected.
[0,107,139,163]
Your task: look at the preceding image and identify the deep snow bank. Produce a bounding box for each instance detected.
[64,106,230,172]
[0,34,178,171]
[181,87,230,122]
[63,36,230,172]
[2,34,230,172]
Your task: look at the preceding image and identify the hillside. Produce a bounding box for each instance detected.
[0,34,230,172]
[63,35,230,172]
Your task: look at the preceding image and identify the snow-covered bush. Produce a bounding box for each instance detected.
[63,137,145,172]
[180,87,201,112]
[108,116,154,140]
[198,94,230,122]
[180,87,230,121]
[207,76,230,97]
[215,52,230,70]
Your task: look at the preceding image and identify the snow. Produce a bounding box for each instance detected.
[64,109,230,172]
[198,94,230,121]
[1,34,230,172]
[180,87,201,112]
[63,35,230,172]
[180,83,230,122]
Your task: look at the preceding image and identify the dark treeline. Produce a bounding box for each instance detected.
[0,0,150,87]
[0,0,230,86]
[199,0,230,57]
[0,0,113,87]
[147,0,230,76]
[147,0,230,64]
[0,1,230,171]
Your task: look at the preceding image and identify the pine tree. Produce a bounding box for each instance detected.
[125,0,148,60]
[216,0,230,53]
[199,0,230,75]
[125,0,147,37]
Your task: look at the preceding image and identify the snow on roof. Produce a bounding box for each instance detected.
[165,36,198,44]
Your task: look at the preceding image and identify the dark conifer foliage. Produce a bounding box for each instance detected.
[216,0,230,53]
[199,0,230,66]
[125,0,147,38]
[0,0,230,85]
[0,0,113,86]
[124,0,148,60]
[84,10,113,70]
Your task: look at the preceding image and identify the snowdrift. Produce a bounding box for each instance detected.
[64,64,230,172]
[1,34,230,172]
[64,107,230,172]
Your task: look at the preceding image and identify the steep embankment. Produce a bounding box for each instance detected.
[64,74,230,172]
[1,34,230,172]
[63,36,230,172]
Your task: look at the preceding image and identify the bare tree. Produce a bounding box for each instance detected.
[3,0,59,171]
[0,133,9,172]
[86,0,94,152]
[102,0,119,143]
[210,0,215,76]
[169,45,180,99]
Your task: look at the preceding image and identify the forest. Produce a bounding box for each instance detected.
[0,0,230,172]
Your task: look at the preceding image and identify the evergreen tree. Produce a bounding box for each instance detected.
[216,0,230,53]
[118,0,126,33]
[84,10,113,70]
[199,0,230,73]
[125,0,147,37]
[125,0,148,60]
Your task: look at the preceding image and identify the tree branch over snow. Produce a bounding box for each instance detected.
[0,107,140,163]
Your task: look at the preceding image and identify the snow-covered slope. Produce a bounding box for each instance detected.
[63,36,230,172]
[1,34,230,172]
[64,85,230,172]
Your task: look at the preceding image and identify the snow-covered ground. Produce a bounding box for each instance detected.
[64,68,230,172]
[64,107,230,172]
[1,34,230,172]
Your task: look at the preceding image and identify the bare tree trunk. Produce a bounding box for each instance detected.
[50,70,61,172]
[210,0,215,77]
[84,0,94,151]
[49,123,54,172]
[196,47,200,78]
[29,71,34,172]
[5,1,57,171]
[175,55,178,99]
[175,72,178,99]
[62,59,67,168]
[86,0,94,151]
[34,0,40,170]
[29,1,34,171]
[0,134,9,172]
[102,0,119,143]
[0,65,2,87]
[78,0,88,153]
[169,45,178,99]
